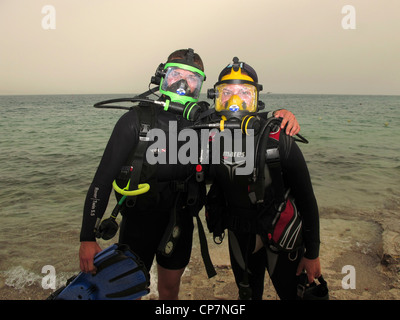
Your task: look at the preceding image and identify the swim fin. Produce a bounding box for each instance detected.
[297,272,329,300]
[47,243,150,300]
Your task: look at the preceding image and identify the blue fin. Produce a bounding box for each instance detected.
[49,243,150,300]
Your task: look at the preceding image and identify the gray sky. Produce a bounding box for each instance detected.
[1,0,399,95]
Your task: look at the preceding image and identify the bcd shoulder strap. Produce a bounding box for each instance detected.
[249,117,286,206]
[120,102,156,207]
[122,104,216,278]
[265,123,286,206]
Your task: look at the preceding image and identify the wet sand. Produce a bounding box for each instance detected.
[1,212,399,301]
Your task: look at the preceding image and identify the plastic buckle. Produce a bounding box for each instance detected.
[171,181,187,192]
[297,283,306,299]
[139,123,151,141]
[266,147,280,163]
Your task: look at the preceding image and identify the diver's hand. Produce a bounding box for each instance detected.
[79,241,102,274]
[296,257,321,283]
[274,109,300,136]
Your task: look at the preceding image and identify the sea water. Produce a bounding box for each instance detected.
[0,93,399,295]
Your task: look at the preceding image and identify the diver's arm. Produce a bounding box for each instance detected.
[79,110,139,241]
[281,134,321,281]
[280,133,320,260]
[79,241,102,273]
[296,256,321,283]
[273,109,300,136]
[79,110,139,272]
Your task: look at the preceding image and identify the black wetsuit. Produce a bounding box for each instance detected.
[208,113,320,300]
[80,102,200,271]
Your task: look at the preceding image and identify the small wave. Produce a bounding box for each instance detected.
[1,266,76,290]
[2,266,42,289]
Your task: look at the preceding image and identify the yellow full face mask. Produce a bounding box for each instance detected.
[208,57,264,120]
[215,83,258,113]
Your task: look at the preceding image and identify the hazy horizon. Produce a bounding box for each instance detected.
[1,0,399,96]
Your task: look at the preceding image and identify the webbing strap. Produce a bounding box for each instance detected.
[266,135,286,205]
[196,215,217,278]
[187,176,216,278]
[251,120,273,204]
[126,103,156,207]
[251,117,286,206]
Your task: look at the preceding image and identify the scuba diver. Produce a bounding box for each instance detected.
[78,49,300,300]
[204,57,323,300]
[79,48,207,300]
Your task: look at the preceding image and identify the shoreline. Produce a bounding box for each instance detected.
[1,212,399,301]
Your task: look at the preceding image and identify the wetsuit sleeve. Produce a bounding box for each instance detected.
[280,133,320,259]
[79,110,139,241]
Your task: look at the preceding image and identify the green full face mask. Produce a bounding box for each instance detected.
[159,62,206,105]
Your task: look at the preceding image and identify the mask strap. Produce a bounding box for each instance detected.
[186,48,195,65]
[232,57,241,71]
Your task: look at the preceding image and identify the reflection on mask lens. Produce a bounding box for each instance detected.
[161,66,204,99]
[215,83,257,112]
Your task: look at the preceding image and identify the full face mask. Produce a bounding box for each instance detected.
[159,63,205,105]
[94,49,206,122]
[215,83,258,113]
[208,57,263,120]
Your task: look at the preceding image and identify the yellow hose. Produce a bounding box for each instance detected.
[112,180,150,196]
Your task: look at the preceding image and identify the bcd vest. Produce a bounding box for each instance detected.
[206,115,303,253]
[115,101,195,212]
[114,102,216,278]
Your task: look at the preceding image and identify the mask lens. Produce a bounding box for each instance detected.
[215,83,257,112]
[161,66,204,99]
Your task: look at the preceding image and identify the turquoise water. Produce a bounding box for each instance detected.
[0,93,399,293]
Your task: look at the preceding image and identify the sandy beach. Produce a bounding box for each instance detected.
[1,209,399,301]
[164,211,400,300]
